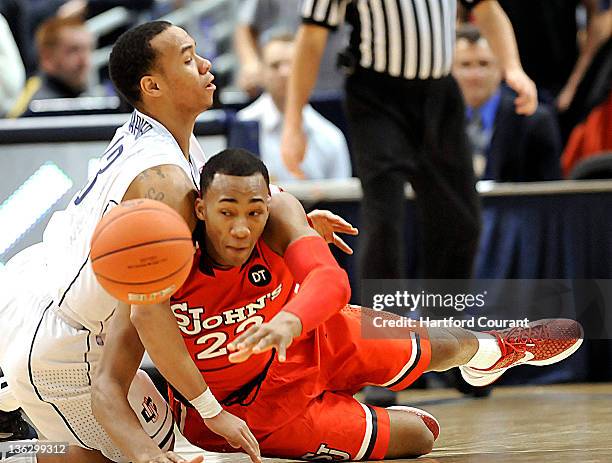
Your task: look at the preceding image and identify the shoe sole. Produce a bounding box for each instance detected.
[461,320,584,387]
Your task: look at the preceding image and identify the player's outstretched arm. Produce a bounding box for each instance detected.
[92,302,201,463]
[129,301,261,463]
[228,192,350,363]
[119,164,261,463]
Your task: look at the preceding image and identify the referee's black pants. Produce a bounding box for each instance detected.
[345,69,481,279]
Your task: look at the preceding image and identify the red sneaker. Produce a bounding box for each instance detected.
[387,406,440,441]
[460,319,583,387]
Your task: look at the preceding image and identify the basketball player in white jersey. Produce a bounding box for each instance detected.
[0,21,307,463]
[0,20,246,463]
[0,21,355,463]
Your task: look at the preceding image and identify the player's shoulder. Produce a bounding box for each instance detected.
[263,192,317,255]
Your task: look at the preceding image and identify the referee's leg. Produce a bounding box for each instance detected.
[345,78,416,280]
[413,75,481,279]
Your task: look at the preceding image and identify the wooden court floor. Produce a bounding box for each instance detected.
[176,383,612,462]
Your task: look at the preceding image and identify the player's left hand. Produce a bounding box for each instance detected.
[505,67,538,116]
[227,311,302,363]
[307,209,359,254]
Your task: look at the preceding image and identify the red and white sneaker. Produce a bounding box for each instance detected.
[387,406,440,441]
[460,318,584,387]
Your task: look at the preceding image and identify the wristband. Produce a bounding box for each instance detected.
[190,388,223,419]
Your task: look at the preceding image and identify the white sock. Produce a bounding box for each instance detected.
[465,334,502,369]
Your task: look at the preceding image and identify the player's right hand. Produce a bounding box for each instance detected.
[140,451,203,463]
[203,410,262,463]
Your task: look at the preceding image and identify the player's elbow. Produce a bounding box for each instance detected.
[129,304,155,332]
[321,265,351,306]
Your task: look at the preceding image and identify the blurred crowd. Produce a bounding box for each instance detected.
[0,0,611,181]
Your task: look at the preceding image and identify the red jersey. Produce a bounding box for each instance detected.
[170,237,297,400]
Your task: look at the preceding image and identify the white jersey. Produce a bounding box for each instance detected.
[37,110,207,331]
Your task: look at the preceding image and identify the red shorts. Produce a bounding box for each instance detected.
[171,306,431,460]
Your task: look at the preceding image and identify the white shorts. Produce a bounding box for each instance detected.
[0,287,174,462]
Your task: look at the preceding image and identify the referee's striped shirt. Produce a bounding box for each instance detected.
[301,0,486,80]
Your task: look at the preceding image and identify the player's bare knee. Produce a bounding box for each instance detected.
[386,410,434,458]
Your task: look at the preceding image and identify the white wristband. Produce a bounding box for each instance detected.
[191,388,223,419]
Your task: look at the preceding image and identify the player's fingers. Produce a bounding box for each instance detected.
[228,325,259,350]
[241,428,262,463]
[227,438,241,449]
[228,347,254,363]
[252,334,276,354]
[238,329,272,350]
[278,342,287,362]
[328,214,357,230]
[229,326,267,351]
[332,234,353,255]
[338,226,359,235]
[165,451,186,463]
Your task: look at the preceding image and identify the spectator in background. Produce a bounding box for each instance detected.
[55,0,154,19]
[234,0,346,98]
[561,4,612,176]
[0,14,25,117]
[496,0,609,139]
[8,16,94,118]
[237,31,351,182]
[453,25,562,181]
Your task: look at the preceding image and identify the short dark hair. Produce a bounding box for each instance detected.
[200,149,270,194]
[456,24,482,44]
[109,21,172,106]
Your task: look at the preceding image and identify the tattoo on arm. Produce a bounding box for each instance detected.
[146,188,165,201]
[152,167,166,179]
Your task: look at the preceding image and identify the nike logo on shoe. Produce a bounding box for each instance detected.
[522,352,535,362]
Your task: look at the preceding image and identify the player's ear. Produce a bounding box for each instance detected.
[194,197,206,221]
[140,75,161,99]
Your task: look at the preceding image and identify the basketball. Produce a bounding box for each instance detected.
[90,198,194,305]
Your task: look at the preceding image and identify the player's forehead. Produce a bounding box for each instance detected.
[150,25,194,59]
[208,173,268,202]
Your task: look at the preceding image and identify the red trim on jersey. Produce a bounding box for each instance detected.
[282,236,350,333]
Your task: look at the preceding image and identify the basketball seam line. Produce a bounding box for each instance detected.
[91,237,193,262]
[91,205,186,245]
[96,257,192,286]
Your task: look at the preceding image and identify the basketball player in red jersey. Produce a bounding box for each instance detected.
[94,148,583,461]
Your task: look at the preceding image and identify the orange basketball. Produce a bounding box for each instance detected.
[90,198,194,305]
